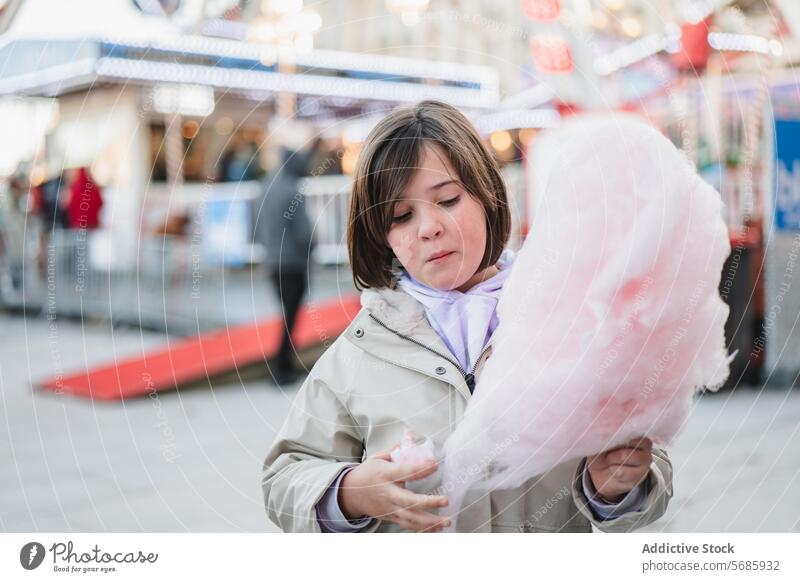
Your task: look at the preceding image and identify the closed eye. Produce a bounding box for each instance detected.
[391,211,411,224]
[391,196,460,224]
[441,195,460,207]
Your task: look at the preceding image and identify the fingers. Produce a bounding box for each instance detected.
[624,436,653,451]
[590,465,648,498]
[594,457,650,483]
[586,436,649,461]
[604,446,651,468]
[371,443,401,461]
[605,437,652,457]
[589,441,653,471]
[599,436,653,456]
[378,483,449,532]
[394,488,449,512]
[389,459,438,482]
[604,463,648,484]
[587,438,653,498]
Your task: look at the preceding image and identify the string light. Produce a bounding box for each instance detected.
[708,32,772,55]
[385,0,430,27]
[475,109,560,134]
[518,127,537,146]
[620,16,642,38]
[490,130,513,152]
[215,117,234,135]
[681,0,713,25]
[97,57,498,108]
[152,84,215,117]
[94,34,496,89]
[182,120,200,139]
[591,11,609,30]
[252,1,322,56]
[263,0,303,16]
[594,33,667,75]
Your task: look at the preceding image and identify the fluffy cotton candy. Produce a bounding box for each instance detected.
[440,114,731,529]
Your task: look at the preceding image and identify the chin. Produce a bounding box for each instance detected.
[436,276,468,291]
[417,273,451,290]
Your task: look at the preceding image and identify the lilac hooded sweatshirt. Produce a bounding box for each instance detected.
[395,249,516,373]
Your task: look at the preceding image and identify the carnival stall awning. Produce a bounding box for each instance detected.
[0,35,500,109]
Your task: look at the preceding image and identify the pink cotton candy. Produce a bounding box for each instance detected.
[440,114,731,529]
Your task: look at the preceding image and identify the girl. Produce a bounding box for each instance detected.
[262,100,672,533]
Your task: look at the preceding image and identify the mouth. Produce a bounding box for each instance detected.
[427,251,454,263]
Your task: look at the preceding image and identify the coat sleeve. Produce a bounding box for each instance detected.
[261,371,381,533]
[570,447,673,533]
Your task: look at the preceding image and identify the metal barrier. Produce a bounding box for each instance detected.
[0,228,232,333]
[300,175,353,265]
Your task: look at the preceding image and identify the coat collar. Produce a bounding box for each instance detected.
[359,286,428,336]
[356,286,478,403]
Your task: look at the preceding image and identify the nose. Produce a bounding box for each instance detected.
[417,206,444,240]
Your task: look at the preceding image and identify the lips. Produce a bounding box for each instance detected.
[427,251,454,262]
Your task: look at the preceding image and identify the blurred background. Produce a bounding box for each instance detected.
[0,0,798,533]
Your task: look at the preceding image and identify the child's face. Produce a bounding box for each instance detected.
[386,143,491,293]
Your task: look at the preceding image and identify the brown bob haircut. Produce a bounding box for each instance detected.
[347,100,511,290]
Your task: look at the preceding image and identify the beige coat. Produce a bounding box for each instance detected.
[262,285,673,532]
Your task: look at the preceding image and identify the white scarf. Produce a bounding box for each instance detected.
[396,249,516,373]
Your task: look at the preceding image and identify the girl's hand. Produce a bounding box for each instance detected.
[586,436,653,503]
[339,445,450,532]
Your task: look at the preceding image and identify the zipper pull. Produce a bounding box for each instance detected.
[464,373,475,393]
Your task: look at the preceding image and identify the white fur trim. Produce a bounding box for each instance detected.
[360,287,427,335]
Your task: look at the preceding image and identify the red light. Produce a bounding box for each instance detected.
[530,36,574,74]
[522,0,560,21]
[670,16,713,71]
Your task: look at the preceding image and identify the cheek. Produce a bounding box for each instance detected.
[453,205,487,255]
[387,228,415,261]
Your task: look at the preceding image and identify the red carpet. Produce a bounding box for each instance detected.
[39,294,362,401]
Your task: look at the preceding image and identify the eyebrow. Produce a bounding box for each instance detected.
[395,179,460,203]
[428,179,458,192]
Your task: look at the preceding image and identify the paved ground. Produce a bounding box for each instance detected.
[639,386,800,533]
[0,311,292,532]
[1,311,798,533]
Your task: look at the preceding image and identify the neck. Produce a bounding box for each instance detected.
[455,264,500,293]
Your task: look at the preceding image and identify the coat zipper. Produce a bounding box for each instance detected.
[367,313,491,394]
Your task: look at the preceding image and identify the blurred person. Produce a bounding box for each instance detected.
[221,140,261,182]
[153,212,191,237]
[307,138,343,176]
[31,166,70,278]
[67,167,103,230]
[254,124,319,386]
[33,169,69,230]
[0,163,33,295]
[7,162,32,212]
